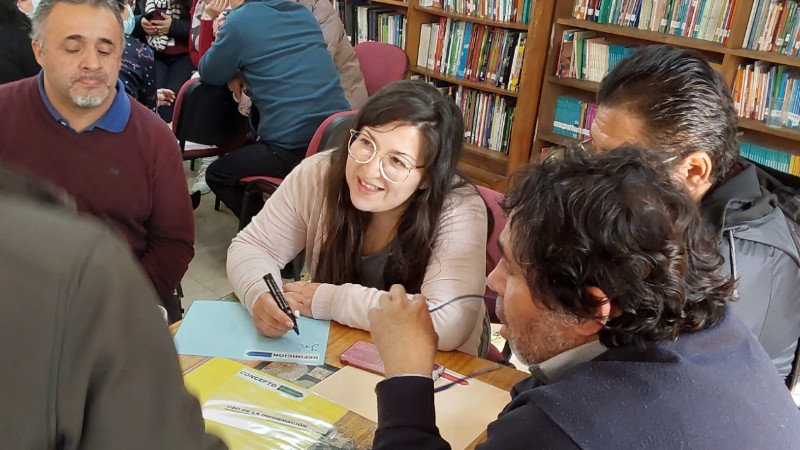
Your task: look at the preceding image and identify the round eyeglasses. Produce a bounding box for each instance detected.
[347,129,425,184]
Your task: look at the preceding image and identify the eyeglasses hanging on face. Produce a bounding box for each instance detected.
[347,129,426,184]
[577,137,681,165]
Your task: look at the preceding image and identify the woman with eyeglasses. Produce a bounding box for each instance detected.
[227,80,490,356]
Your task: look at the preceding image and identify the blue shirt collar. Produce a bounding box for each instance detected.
[37,71,130,133]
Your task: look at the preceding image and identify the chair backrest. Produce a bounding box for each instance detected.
[306,110,359,158]
[171,79,249,150]
[477,185,506,324]
[237,110,358,231]
[170,78,195,134]
[353,42,409,96]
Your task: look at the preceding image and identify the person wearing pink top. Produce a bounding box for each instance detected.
[226,81,490,356]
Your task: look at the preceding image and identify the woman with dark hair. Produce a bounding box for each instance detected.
[134,0,193,121]
[118,0,157,110]
[118,0,175,112]
[0,0,40,84]
[227,80,490,355]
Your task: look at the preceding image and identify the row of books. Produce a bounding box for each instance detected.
[553,96,596,139]
[743,0,800,55]
[571,0,735,43]
[733,62,800,129]
[740,141,800,176]
[334,0,357,45]
[418,0,534,24]
[454,86,516,152]
[556,30,637,81]
[333,1,407,47]
[414,78,516,151]
[416,19,527,91]
[425,80,516,152]
[357,7,407,47]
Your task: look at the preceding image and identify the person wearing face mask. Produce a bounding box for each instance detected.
[0,0,40,84]
[118,0,156,110]
[118,0,175,111]
[15,0,38,16]
[132,0,194,122]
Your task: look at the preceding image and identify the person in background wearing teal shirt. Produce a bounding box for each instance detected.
[199,0,349,219]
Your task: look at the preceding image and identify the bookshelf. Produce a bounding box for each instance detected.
[336,0,409,48]
[372,0,407,6]
[337,0,557,188]
[533,0,800,179]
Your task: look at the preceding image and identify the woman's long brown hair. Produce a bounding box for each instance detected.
[315,80,469,293]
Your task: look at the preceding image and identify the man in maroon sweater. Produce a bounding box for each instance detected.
[0,0,194,322]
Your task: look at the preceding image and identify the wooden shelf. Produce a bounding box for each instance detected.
[546,75,600,92]
[458,160,505,187]
[531,0,800,172]
[397,0,556,186]
[537,130,580,147]
[738,117,800,142]
[411,66,520,97]
[461,143,508,175]
[413,5,530,30]
[369,0,409,7]
[539,116,800,146]
[540,119,800,144]
[727,48,800,67]
[556,18,728,54]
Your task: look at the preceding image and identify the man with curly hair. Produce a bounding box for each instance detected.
[368,146,800,449]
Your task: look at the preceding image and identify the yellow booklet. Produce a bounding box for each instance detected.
[184,358,350,449]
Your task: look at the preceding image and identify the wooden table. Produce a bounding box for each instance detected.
[171,320,529,449]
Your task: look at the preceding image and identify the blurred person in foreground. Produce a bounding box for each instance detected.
[0,164,225,450]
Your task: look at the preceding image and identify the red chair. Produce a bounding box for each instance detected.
[237,110,358,231]
[477,185,512,364]
[353,42,409,96]
[171,78,249,171]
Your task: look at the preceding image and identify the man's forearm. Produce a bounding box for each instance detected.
[373,376,450,450]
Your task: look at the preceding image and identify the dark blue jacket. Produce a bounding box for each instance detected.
[120,36,157,112]
[374,311,800,449]
[198,0,348,149]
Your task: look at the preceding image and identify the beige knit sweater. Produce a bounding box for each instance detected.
[297,0,368,110]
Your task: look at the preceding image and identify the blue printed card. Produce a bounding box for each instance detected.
[174,301,330,364]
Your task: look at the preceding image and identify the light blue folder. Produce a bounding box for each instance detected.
[174,300,330,365]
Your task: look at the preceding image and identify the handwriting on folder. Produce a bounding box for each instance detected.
[311,365,510,449]
[174,301,330,364]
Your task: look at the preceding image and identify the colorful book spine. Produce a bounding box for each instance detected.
[421,21,526,91]
[744,0,800,53]
[740,141,799,177]
[425,0,532,23]
[733,62,800,129]
[557,31,636,82]
[575,0,733,41]
[553,96,596,139]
